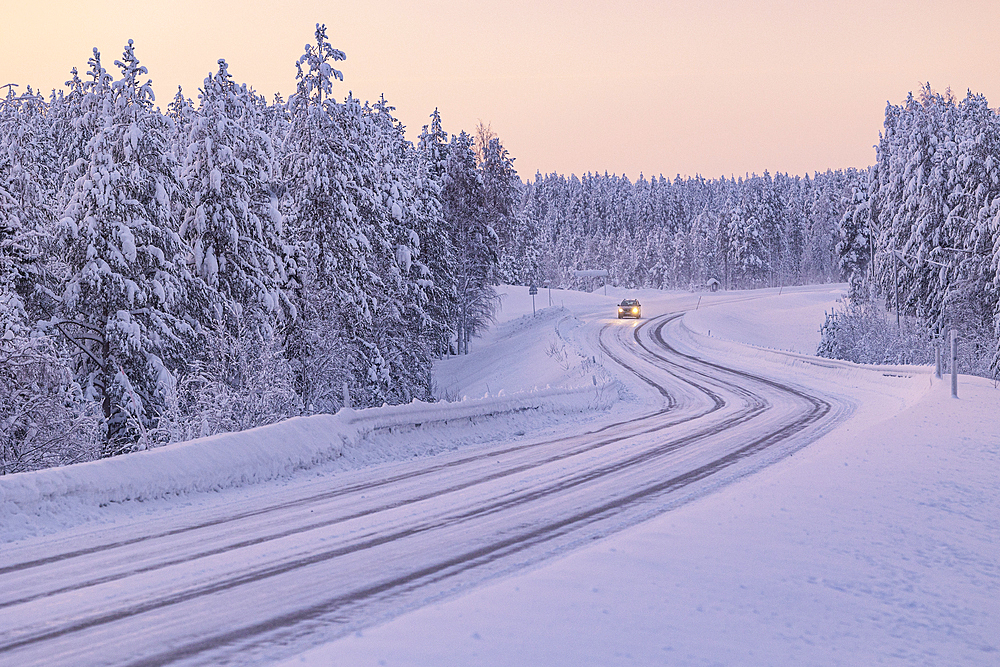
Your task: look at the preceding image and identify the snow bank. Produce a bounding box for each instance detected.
[0,384,617,532]
[681,284,847,355]
[434,306,615,404]
[676,316,933,380]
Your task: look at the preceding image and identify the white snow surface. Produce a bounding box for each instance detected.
[0,384,616,543]
[277,284,1000,667]
[2,284,997,666]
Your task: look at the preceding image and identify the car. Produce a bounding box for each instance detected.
[617,299,641,319]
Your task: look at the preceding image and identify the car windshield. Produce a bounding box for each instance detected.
[620,300,638,306]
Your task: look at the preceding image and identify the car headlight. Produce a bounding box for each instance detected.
[632,307,638,314]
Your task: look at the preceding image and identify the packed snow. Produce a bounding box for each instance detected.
[2,283,997,666]
[0,382,616,543]
[276,284,1000,666]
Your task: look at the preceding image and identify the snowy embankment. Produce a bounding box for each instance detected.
[279,284,1000,667]
[682,284,844,354]
[0,381,616,539]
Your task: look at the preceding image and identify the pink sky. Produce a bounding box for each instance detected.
[2,0,997,180]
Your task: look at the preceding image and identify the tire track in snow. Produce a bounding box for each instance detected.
[0,312,848,666]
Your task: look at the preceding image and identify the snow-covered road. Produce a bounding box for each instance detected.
[289,288,998,667]
[1,288,862,666]
[4,284,993,667]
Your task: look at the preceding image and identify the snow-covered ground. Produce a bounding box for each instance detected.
[2,284,996,667]
[279,285,1000,667]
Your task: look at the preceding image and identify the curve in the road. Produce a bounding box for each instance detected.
[0,311,851,666]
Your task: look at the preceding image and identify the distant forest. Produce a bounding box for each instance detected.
[2,25,998,473]
[518,169,851,291]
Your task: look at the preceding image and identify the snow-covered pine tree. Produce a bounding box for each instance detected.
[0,84,53,313]
[292,23,345,111]
[1,84,102,473]
[805,170,849,284]
[837,166,876,298]
[182,59,293,330]
[479,134,530,284]
[441,131,498,354]
[166,86,195,171]
[726,178,761,287]
[414,110,458,357]
[358,95,435,402]
[939,91,1000,373]
[0,178,31,343]
[47,69,89,181]
[418,108,449,178]
[776,173,806,285]
[906,87,954,325]
[57,42,201,455]
[159,60,303,433]
[282,25,369,411]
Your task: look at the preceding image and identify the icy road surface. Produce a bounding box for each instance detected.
[4,285,991,666]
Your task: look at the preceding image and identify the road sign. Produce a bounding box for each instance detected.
[529,284,538,295]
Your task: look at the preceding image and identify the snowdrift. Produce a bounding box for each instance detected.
[0,384,617,532]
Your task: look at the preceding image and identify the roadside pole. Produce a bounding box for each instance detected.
[935,340,942,379]
[951,329,958,398]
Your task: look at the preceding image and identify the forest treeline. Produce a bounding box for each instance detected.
[0,27,515,471]
[519,168,853,290]
[2,24,998,474]
[831,85,1000,376]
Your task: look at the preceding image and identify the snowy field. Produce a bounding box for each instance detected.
[278,284,1000,667]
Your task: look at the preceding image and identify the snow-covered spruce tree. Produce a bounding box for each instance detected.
[57,42,203,456]
[837,166,876,299]
[441,131,499,354]
[0,85,59,233]
[480,134,537,285]
[903,87,954,325]
[281,25,365,411]
[358,95,436,402]
[824,84,1000,377]
[819,171,854,283]
[772,173,803,286]
[166,86,195,173]
[937,91,1000,375]
[724,178,766,287]
[416,108,459,357]
[182,59,293,330]
[871,86,953,328]
[0,84,71,315]
[0,156,35,345]
[945,93,998,375]
[47,70,87,185]
[0,110,101,472]
[0,86,49,305]
[164,60,302,434]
